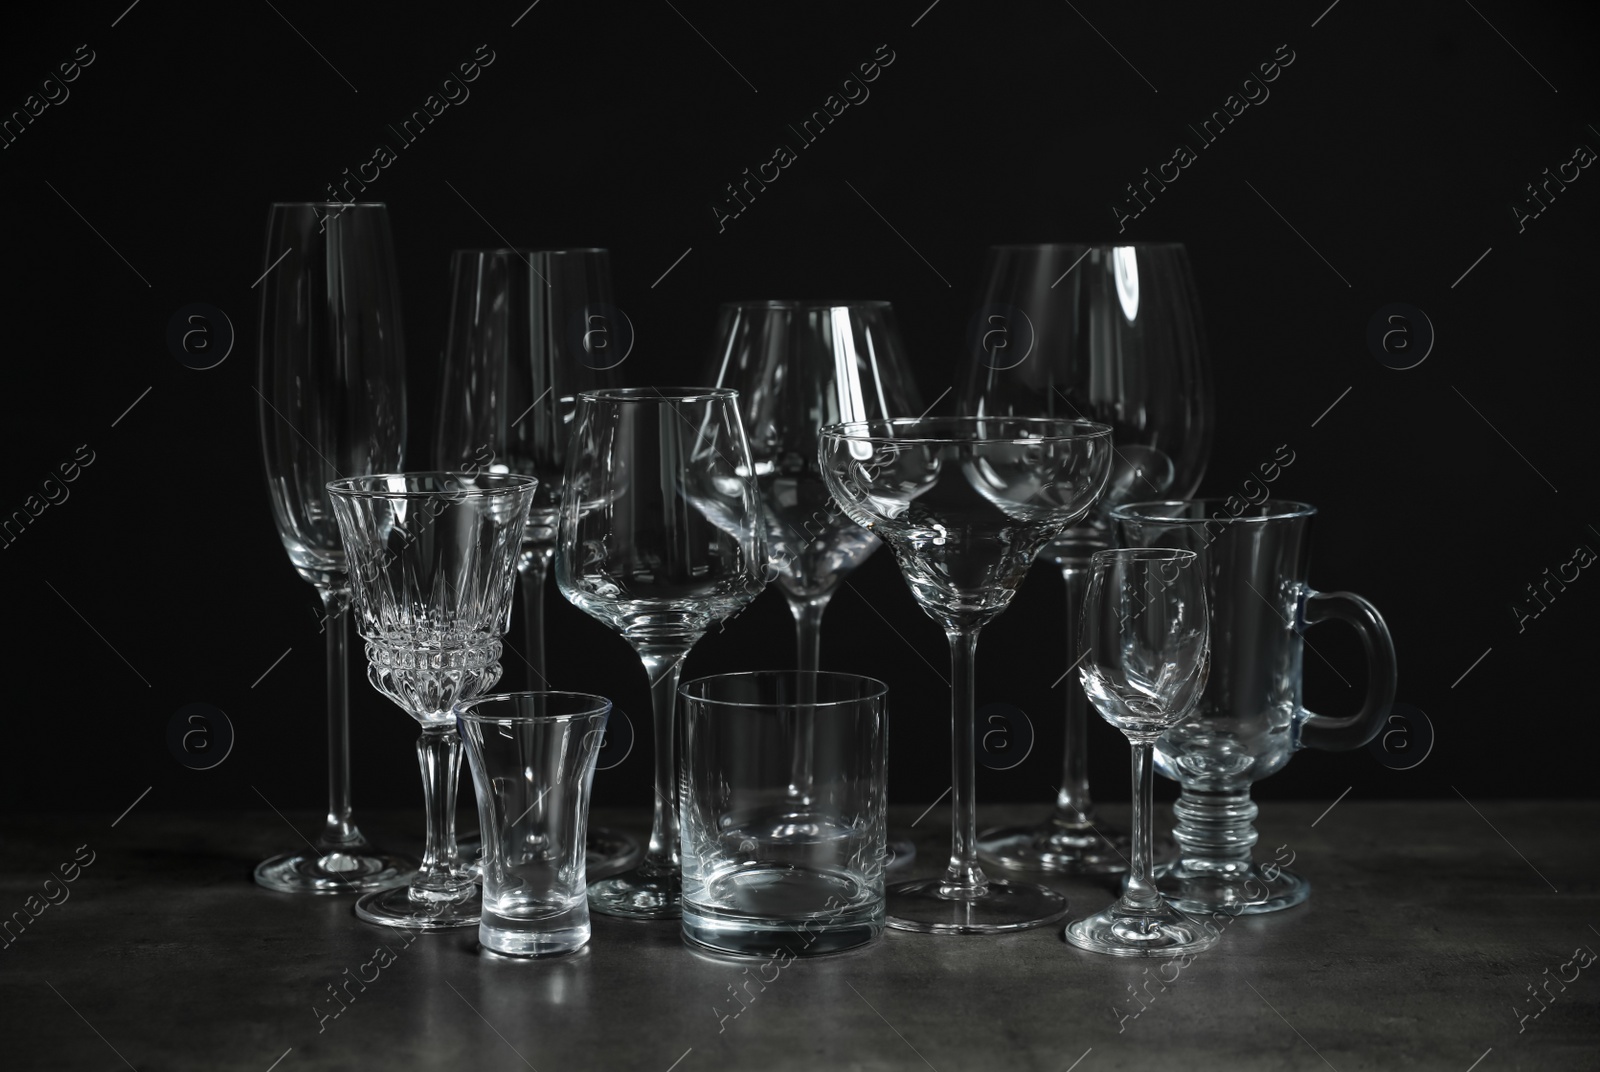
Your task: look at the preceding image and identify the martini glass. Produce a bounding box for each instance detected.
[819,417,1112,933]
[328,471,537,929]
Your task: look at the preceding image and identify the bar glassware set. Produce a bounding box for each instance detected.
[255,204,1397,959]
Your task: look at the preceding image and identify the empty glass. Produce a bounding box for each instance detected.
[456,692,611,957]
[680,671,888,957]
[255,201,412,894]
[328,472,536,929]
[1111,499,1397,914]
[819,417,1113,933]
[433,247,637,877]
[963,242,1213,876]
[556,388,769,918]
[1066,549,1216,957]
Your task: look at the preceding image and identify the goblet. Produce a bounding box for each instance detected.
[255,201,413,894]
[434,247,638,876]
[1066,549,1215,956]
[819,417,1113,933]
[962,243,1212,875]
[704,300,922,869]
[556,388,768,918]
[328,472,537,929]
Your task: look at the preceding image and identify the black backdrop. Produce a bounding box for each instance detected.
[2,1,1595,819]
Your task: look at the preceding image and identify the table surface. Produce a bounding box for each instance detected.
[2,800,1596,1071]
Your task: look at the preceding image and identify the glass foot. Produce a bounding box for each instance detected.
[1065,898,1218,957]
[1151,861,1310,915]
[587,862,681,919]
[976,819,1134,875]
[254,849,414,894]
[886,877,1068,934]
[886,834,916,873]
[354,883,480,929]
[587,827,643,879]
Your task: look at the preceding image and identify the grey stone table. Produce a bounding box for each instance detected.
[3,801,1596,1071]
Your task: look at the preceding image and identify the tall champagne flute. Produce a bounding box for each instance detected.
[556,388,768,918]
[961,243,1213,874]
[820,417,1113,933]
[433,248,637,874]
[704,301,921,848]
[255,202,413,894]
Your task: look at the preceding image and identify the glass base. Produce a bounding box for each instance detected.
[1150,861,1310,915]
[886,834,916,873]
[683,868,883,957]
[885,877,1068,934]
[354,883,480,930]
[976,819,1137,875]
[254,849,414,895]
[587,862,681,919]
[1064,898,1218,957]
[457,826,642,882]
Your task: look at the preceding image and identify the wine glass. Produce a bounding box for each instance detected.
[819,417,1113,933]
[556,387,769,918]
[434,247,638,876]
[703,300,922,868]
[254,201,413,894]
[327,472,537,930]
[961,242,1213,875]
[1065,548,1216,956]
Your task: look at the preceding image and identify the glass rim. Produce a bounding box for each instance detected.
[1089,546,1198,565]
[680,670,889,709]
[270,201,387,209]
[578,386,738,404]
[326,471,538,500]
[987,241,1187,251]
[449,246,608,256]
[820,416,1112,445]
[719,298,892,310]
[453,691,613,724]
[1110,498,1316,523]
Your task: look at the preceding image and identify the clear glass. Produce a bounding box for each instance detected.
[1111,499,1397,914]
[704,299,922,872]
[962,242,1213,876]
[328,472,537,929]
[819,416,1113,933]
[455,692,611,957]
[1065,548,1216,957]
[679,671,888,956]
[434,247,637,878]
[556,388,769,918]
[254,201,413,894]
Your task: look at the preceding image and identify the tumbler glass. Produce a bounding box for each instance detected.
[679,671,887,957]
[456,692,611,957]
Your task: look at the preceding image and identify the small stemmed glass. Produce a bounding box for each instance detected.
[556,388,768,918]
[819,417,1113,933]
[1066,548,1216,957]
[328,472,537,929]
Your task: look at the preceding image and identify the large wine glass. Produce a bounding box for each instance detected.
[704,300,921,866]
[254,201,413,894]
[433,247,637,875]
[961,242,1213,875]
[556,387,768,918]
[328,472,537,929]
[820,417,1113,933]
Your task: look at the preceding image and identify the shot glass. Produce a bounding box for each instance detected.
[455,692,610,957]
[679,671,887,956]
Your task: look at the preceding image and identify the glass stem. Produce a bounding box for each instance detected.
[1123,739,1160,911]
[518,545,554,690]
[412,724,468,897]
[787,594,830,800]
[637,647,689,873]
[318,586,363,850]
[943,627,987,891]
[1053,564,1097,826]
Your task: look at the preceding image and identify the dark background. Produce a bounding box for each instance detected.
[2,0,1594,820]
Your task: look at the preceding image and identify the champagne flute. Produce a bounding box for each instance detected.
[962,242,1213,874]
[254,201,413,894]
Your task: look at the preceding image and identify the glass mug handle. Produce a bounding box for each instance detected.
[1292,588,1397,751]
